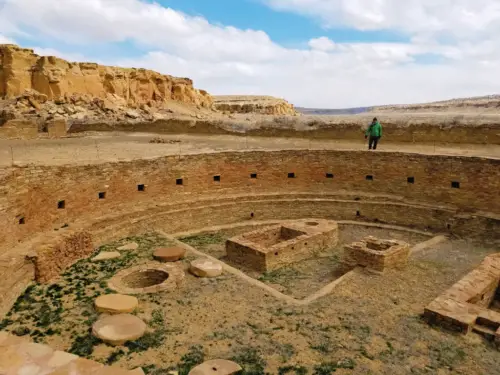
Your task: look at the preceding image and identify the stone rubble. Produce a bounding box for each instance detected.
[92,251,121,262]
[190,259,223,278]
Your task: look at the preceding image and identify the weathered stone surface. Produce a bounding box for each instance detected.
[153,247,186,262]
[95,294,139,314]
[227,219,338,272]
[188,359,242,375]
[0,119,38,139]
[92,251,121,262]
[25,230,94,283]
[190,259,223,278]
[47,351,79,368]
[117,242,139,251]
[214,95,297,116]
[0,44,213,109]
[92,314,146,345]
[0,332,134,375]
[48,358,104,375]
[342,236,410,273]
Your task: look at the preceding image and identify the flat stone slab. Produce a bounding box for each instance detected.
[92,252,121,262]
[95,294,139,314]
[92,314,146,346]
[188,359,242,375]
[190,259,223,278]
[117,242,139,251]
[153,247,186,262]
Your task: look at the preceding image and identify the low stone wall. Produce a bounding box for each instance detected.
[424,253,500,346]
[47,119,67,138]
[226,219,338,272]
[67,118,500,145]
[342,236,410,273]
[0,119,38,139]
[1,150,498,250]
[26,229,93,283]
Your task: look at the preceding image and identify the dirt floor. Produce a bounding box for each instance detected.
[179,225,430,300]
[1,227,499,375]
[0,132,498,166]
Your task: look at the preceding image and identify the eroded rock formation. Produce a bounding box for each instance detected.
[0,44,213,109]
[214,95,298,115]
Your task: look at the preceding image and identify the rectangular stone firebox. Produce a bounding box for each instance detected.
[424,253,500,349]
[226,219,338,272]
[342,236,410,273]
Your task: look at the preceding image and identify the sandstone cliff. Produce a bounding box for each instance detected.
[0,44,213,109]
[214,95,298,116]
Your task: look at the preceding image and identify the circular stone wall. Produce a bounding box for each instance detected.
[108,263,185,294]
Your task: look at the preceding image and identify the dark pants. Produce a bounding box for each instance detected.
[369,136,380,150]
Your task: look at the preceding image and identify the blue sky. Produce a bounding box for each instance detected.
[155,0,409,46]
[0,0,498,107]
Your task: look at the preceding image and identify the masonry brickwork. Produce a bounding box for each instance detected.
[226,219,338,271]
[0,119,37,139]
[424,253,500,348]
[47,119,67,138]
[342,236,410,273]
[25,229,93,283]
[0,150,498,251]
[0,149,498,317]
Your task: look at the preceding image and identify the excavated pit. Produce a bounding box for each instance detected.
[121,269,170,288]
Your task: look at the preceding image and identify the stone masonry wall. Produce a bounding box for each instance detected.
[26,229,94,283]
[0,150,498,251]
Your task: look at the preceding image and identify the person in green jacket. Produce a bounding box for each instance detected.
[365,117,382,150]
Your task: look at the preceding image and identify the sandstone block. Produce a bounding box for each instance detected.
[190,259,223,278]
[117,242,139,251]
[95,294,139,314]
[47,351,79,368]
[188,360,242,375]
[92,252,121,262]
[92,314,146,346]
[153,247,186,262]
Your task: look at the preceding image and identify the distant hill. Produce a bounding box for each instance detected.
[296,107,371,115]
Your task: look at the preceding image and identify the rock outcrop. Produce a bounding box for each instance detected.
[0,44,213,109]
[373,95,500,113]
[214,95,297,115]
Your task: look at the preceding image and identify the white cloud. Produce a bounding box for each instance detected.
[0,0,499,107]
[309,37,336,52]
[262,0,500,41]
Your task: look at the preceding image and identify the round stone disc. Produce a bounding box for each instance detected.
[94,294,138,314]
[153,247,186,262]
[92,314,146,346]
[189,359,242,375]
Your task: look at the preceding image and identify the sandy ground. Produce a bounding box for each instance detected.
[0,132,498,166]
[2,224,500,375]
